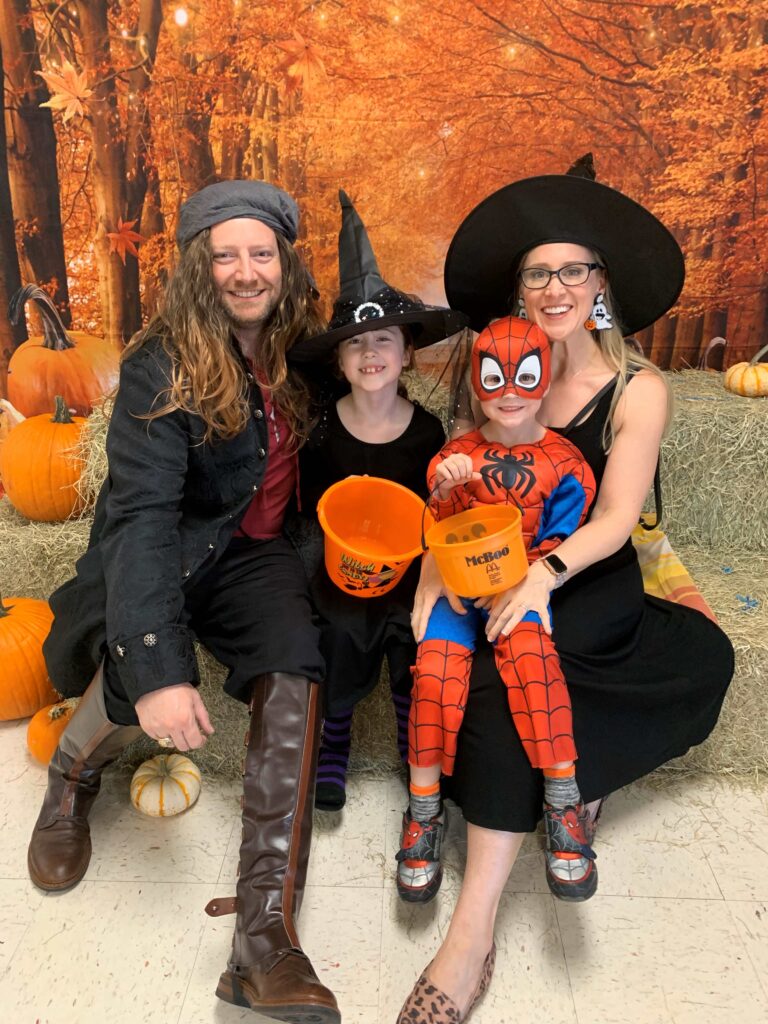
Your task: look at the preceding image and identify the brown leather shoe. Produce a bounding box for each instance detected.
[397,944,496,1024]
[215,944,340,1022]
[27,665,142,892]
[207,674,340,1023]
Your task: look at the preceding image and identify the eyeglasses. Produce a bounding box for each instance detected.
[519,262,605,289]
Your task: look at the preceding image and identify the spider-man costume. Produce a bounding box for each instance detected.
[410,318,597,773]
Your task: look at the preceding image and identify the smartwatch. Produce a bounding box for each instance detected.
[541,553,568,588]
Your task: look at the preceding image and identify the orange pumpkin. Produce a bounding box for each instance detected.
[0,396,86,521]
[8,285,120,417]
[725,343,768,398]
[27,698,80,764]
[0,591,58,721]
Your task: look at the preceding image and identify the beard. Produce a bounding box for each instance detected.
[219,290,280,331]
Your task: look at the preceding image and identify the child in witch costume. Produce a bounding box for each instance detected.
[289,191,467,810]
[396,315,598,903]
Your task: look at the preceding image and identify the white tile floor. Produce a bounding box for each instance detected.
[1,715,766,1024]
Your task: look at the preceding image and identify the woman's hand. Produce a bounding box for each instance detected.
[485,561,555,642]
[433,453,479,499]
[135,683,215,751]
[411,551,466,642]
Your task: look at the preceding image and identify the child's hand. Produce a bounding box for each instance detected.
[434,454,479,499]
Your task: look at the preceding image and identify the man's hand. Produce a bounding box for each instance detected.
[135,683,214,751]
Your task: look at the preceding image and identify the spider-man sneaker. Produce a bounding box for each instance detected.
[544,802,598,902]
[395,807,445,903]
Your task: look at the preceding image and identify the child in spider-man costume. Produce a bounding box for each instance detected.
[396,316,599,904]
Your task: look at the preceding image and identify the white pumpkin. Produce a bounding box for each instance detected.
[130,754,202,817]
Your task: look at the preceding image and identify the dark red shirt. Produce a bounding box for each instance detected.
[235,382,297,539]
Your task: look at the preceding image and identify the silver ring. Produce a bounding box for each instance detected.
[157,736,174,749]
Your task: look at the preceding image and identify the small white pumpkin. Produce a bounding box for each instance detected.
[130,754,202,817]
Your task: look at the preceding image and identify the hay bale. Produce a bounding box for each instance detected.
[401,369,451,429]
[75,395,111,508]
[655,545,768,780]
[349,665,401,775]
[0,498,91,601]
[660,371,768,551]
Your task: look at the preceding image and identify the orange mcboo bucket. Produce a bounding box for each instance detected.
[425,504,528,597]
[317,476,432,599]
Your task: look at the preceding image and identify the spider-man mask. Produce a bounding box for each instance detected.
[471,316,550,401]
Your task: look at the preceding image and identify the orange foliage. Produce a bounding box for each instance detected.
[10,0,765,369]
[37,60,92,122]
[107,218,144,265]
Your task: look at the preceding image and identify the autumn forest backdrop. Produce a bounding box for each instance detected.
[1,0,766,395]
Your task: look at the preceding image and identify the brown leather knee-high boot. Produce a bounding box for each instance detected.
[27,664,143,892]
[206,673,340,1023]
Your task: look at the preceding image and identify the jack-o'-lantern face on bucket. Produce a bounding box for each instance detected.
[471,316,550,401]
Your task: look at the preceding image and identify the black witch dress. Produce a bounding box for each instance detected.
[446,376,734,831]
[296,401,445,715]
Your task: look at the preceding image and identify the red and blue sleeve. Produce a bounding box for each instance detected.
[528,454,596,560]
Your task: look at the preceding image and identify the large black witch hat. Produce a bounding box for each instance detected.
[444,158,684,335]
[289,190,468,362]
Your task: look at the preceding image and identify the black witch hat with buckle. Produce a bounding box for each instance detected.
[289,190,468,362]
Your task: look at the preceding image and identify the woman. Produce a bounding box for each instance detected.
[399,165,734,1022]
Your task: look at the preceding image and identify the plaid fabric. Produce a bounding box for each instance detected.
[631,526,716,623]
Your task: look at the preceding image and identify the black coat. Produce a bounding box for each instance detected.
[44,337,273,704]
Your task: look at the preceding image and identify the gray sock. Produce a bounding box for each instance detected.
[544,772,581,809]
[410,789,441,821]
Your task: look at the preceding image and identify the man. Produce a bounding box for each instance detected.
[27,181,340,1023]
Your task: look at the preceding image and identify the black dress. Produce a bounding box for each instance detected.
[446,377,735,831]
[295,401,445,715]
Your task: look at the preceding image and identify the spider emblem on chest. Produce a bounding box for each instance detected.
[478,449,537,498]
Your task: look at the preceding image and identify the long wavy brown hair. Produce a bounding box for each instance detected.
[123,228,326,445]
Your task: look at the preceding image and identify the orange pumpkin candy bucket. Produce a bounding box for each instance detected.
[317,476,431,598]
[425,503,528,598]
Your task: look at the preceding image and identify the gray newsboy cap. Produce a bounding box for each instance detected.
[176,180,299,248]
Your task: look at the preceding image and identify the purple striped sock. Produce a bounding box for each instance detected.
[317,712,353,788]
[390,691,411,765]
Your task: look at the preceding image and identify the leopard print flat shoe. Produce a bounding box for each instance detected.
[396,943,496,1024]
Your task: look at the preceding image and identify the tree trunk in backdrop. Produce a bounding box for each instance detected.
[0,0,70,324]
[76,0,140,348]
[177,49,218,195]
[124,0,163,326]
[0,44,26,396]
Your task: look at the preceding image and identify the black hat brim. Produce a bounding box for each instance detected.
[288,308,468,364]
[444,175,685,335]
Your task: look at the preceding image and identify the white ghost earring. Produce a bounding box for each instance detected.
[586,293,613,331]
[517,297,528,321]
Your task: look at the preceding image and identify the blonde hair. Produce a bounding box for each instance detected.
[584,272,673,451]
[124,229,325,445]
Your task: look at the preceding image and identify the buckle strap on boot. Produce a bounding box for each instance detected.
[205,896,238,916]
